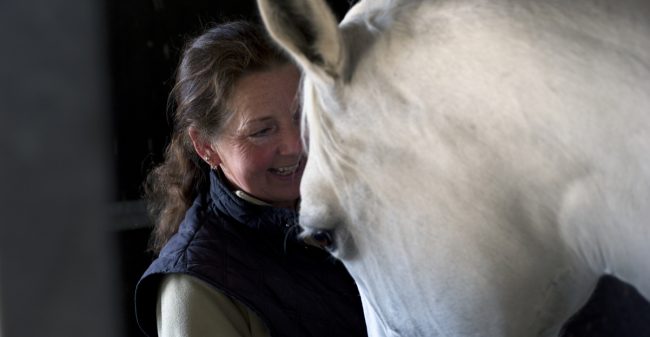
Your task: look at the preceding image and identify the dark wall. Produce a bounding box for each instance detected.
[1,0,118,336]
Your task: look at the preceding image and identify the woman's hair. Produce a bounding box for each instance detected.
[144,21,289,254]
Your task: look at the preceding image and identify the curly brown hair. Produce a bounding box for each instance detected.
[144,21,289,254]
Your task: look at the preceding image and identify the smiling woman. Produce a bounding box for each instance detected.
[134,21,367,337]
[189,64,305,209]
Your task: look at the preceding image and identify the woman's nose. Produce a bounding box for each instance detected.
[279,123,303,155]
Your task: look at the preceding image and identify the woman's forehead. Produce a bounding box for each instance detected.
[226,65,300,122]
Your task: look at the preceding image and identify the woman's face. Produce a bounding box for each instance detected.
[213,64,305,208]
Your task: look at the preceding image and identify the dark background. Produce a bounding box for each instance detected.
[108,1,650,336]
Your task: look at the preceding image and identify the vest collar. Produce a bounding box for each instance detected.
[208,170,299,234]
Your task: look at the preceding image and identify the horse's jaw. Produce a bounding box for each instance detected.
[329,170,601,337]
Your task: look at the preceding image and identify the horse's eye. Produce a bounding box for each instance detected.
[307,229,336,251]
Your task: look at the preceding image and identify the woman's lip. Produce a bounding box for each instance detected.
[274,162,300,173]
[269,158,305,177]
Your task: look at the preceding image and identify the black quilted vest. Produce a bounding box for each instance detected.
[135,171,367,337]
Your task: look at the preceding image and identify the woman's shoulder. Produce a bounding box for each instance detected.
[158,273,270,337]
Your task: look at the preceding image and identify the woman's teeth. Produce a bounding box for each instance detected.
[272,162,300,176]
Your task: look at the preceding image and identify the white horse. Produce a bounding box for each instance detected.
[257,0,650,336]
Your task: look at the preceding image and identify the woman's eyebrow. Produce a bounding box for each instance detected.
[236,116,275,132]
[243,116,274,126]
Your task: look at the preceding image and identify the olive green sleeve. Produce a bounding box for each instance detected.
[157,273,270,337]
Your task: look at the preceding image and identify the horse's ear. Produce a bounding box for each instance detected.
[257,0,345,83]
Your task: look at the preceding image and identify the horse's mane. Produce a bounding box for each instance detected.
[300,76,358,185]
[345,0,411,32]
[299,0,418,188]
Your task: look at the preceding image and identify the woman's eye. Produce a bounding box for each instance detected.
[250,127,273,138]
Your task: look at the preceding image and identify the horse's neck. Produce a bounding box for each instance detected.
[347,0,650,295]
[558,170,650,297]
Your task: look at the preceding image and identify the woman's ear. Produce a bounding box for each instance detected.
[188,126,221,168]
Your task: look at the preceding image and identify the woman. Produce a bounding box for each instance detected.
[134,21,367,337]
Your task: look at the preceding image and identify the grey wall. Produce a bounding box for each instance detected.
[0,0,120,336]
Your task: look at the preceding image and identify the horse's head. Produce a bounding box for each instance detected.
[257,0,371,256]
[257,1,457,335]
[258,0,650,336]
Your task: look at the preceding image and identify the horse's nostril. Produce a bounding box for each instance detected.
[310,230,335,251]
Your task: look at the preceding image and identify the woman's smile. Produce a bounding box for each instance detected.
[210,64,304,207]
[270,157,303,176]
